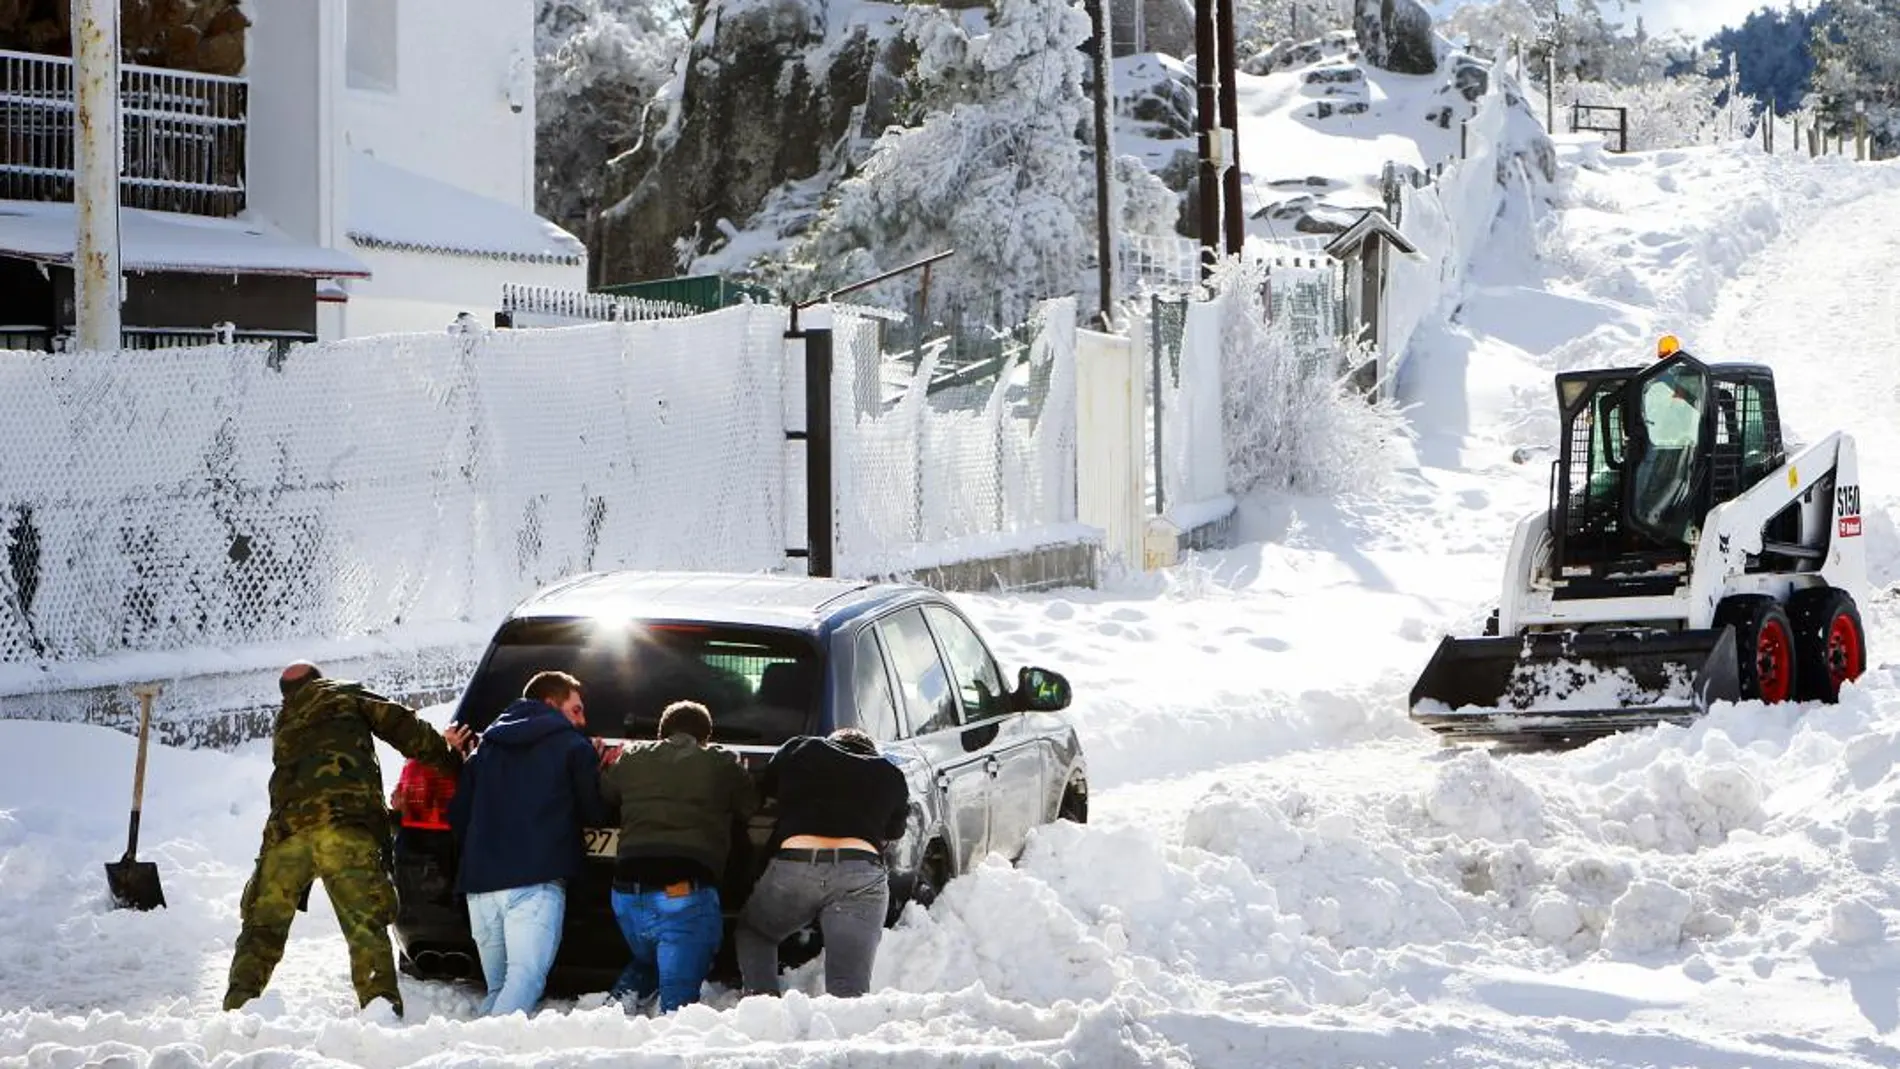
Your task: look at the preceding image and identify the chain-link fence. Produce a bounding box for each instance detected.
[0,307,789,668]
[1267,262,1345,366]
[830,298,1079,577]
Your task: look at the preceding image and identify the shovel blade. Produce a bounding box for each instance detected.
[105,858,167,911]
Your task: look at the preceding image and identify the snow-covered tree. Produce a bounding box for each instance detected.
[1233,0,1354,64]
[1809,0,1900,157]
[1558,72,1750,149]
[535,0,692,249]
[1442,0,1685,84]
[785,0,1176,329]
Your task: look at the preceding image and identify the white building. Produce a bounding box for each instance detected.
[0,0,584,347]
[254,0,585,339]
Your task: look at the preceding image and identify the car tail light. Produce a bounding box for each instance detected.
[392,758,457,830]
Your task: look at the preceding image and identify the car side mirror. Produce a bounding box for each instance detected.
[1014,666,1072,712]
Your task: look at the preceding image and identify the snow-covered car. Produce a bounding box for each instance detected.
[388,570,1086,987]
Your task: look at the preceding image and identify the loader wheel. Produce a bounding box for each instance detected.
[1788,587,1866,703]
[1713,595,1797,704]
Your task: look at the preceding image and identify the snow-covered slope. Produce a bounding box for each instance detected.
[5,143,1900,1066]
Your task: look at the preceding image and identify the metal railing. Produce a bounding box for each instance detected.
[0,48,247,217]
[0,326,312,359]
[497,282,699,327]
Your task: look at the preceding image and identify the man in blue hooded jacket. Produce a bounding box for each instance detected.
[447,670,607,1016]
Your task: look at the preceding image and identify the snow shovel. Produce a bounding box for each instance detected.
[106,683,167,911]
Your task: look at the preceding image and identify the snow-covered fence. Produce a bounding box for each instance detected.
[829,298,1083,578]
[1121,233,1201,295]
[1145,294,1229,531]
[1378,75,1509,392]
[0,308,791,674]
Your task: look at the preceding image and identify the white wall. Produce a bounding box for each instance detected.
[341,248,584,337]
[340,0,536,210]
[246,0,346,250]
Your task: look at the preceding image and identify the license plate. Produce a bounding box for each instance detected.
[583,827,618,858]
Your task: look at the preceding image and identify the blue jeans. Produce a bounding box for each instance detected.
[466,881,566,1017]
[609,885,723,1012]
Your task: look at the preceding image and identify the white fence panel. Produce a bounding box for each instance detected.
[1384,81,1509,392]
[1075,328,1144,568]
[1165,295,1231,514]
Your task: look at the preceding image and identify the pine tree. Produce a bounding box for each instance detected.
[1704,4,1824,114]
[1808,0,1899,157]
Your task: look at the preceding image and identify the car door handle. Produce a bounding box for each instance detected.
[935,772,951,792]
[984,756,999,777]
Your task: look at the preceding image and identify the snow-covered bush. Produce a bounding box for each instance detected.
[787,0,1176,327]
[1213,258,1407,496]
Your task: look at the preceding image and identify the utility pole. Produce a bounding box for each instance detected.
[1216,0,1243,259]
[1195,0,1220,278]
[72,0,122,352]
[1544,8,1560,133]
[1086,0,1116,328]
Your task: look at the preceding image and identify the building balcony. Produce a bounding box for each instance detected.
[0,47,245,218]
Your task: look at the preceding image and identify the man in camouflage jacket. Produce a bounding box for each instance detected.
[222,661,462,1017]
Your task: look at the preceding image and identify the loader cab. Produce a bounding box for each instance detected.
[1550,353,1785,590]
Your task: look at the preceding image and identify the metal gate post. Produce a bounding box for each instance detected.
[802,328,835,577]
[1150,295,1166,516]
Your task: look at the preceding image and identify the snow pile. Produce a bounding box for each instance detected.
[1501,659,1694,711]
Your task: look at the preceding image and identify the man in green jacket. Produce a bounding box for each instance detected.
[223,661,462,1017]
[600,700,758,1012]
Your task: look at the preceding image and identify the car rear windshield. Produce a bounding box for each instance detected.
[456,617,821,746]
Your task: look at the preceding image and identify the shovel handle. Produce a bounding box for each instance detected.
[126,684,161,855]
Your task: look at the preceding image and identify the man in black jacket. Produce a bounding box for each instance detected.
[447,671,607,1016]
[735,728,909,998]
[600,700,758,1013]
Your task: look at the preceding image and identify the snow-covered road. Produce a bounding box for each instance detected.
[1708,181,1900,590]
[5,144,1900,1067]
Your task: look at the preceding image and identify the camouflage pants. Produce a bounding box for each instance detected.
[223,824,402,1014]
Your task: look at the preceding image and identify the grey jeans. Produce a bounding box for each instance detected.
[736,856,889,997]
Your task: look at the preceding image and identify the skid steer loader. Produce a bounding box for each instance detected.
[1410,347,1869,744]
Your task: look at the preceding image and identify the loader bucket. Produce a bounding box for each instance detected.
[1409,626,1742,743]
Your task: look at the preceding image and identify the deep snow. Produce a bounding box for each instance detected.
[4,142,1900,1066]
